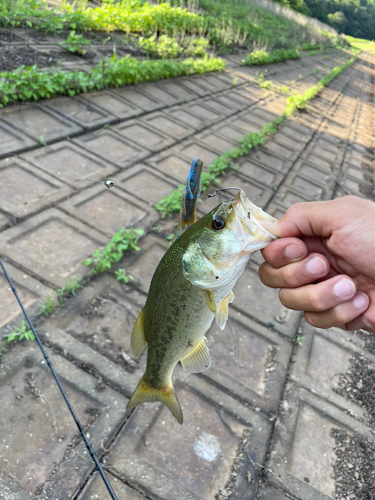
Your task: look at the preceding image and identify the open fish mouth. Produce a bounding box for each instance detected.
[225,190,277,252]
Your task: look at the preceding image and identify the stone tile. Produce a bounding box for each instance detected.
[273,186,316,208]
[267,383,373,500]
[21,141,118,189]
[138,82,179,106]
[257,485,291,499]
[105,372,271,500]
[227,263,301,339]
[0,121,37,158]
[180,102,222,123]
[201,74,229,91]
[0,213,10,232]
[141,112,193,140]
[203,312,292,414]
[202,98,234,116]
[73,129,150,169]
[0,157,72,219]
[79,89,138,120]
[113,120,173,152]
[58,276,146,373]
[0,208,108,288]
[146,150,192,183]
[290,321,373,423]
[178,77,211,96]
[301,151,334,171]
[227,115,262,134]
[262,140,299,162]
[127,235,168,293]
[0,261,55,330]
[272,132,306,151]
[227,89,257,106]
[212,122,245,142]
[195,130,238,154]
[215,94,245,111]
[173,141,218,167]
[79,471,146,500]
[112,163,178,205]
[0,341,128,500]
[283,173,328,200]
[235,157,284,188]
[0,103,82,143]
[291,159,334,185]
[59,184,157,237]
[44,95,116,131]
[164,106,206,132]
[112,85,162,111]
[157,79,197,101]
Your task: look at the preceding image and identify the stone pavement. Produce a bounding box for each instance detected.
[0,46,374,500]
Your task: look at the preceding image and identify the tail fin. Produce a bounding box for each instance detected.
[126,374,183,424]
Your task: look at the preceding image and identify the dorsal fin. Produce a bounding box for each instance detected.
[130,307,147,357]
[180,338,211,374]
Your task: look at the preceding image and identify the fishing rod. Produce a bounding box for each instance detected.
[0,258,118,500]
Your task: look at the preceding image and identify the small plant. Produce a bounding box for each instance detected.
[115,268,134,283]
[58,30,91,55]
[83,227,144,275]
[311,68,319,74]
[232,77,238,85]
[6,321,35,343]
[139,35,180,59]
[37,292,59,317]
[293,335,305,346]
[57,278,83,303]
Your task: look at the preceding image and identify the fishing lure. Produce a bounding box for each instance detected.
[176,157,204,239]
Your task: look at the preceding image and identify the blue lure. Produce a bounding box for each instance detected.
[176,157,204,239]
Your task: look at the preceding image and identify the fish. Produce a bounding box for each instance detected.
[175,157,204,240]
[127,189,277,424]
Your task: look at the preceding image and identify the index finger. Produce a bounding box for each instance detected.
[269,197,356,239]
[261,237,307,268]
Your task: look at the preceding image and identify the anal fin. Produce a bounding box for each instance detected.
[180,338,211,374]
[130,306,147,357]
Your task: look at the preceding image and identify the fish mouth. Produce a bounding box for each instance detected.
[232,190,277,251]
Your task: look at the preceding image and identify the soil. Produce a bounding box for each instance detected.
[336,355,375,427]
[0,45,59,71]
[331,428,375,499]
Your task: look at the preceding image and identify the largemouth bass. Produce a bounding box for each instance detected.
[127,190,277,424]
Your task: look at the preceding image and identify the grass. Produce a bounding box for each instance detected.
[346,36,375,56]
[155,55,357,218]
[242,48,300,65]
[83,227,144,275]
[0,54,225,107]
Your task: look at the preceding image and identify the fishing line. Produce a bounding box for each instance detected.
[0,258,118,500]
[87,177,115,189]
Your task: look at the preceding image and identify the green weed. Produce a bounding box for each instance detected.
[83,227,144,275]
[37,292,59,317]
[115,268,134,283]
[242,48,300,66]
[0,320,35,355]
[58,30,91,55]
[0,55,225,107]
[57,278,83,302]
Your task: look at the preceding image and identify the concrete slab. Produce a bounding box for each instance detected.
[0,157,72,220]
[58,183,158,237]
[0,120,37,158]
[0,208,108,288]
[21,140,119,189]
[73,128,150,169]
[113,120,173,152]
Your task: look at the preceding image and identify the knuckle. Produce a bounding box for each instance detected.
[282,264,302,288]
[279,289,292,308]
[304,311,321,328]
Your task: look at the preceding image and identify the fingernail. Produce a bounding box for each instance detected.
[285,243,304,260]
[353,293,368,310]
[306,257,326,275]
[333,278,356,298]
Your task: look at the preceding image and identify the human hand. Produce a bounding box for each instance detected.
[259,196,375,333]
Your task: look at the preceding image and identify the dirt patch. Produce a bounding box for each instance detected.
[0,45,60,71]
[336,355,375,427]
[331,428,375,499]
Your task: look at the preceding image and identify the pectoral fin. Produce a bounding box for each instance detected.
[180,338,211,374]
[130,307,147,357]
[216,297,229,330]
[205,290,216,313]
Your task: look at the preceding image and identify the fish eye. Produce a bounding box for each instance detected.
[211,216,226,231]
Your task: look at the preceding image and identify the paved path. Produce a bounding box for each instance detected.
[0,45,374,500]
